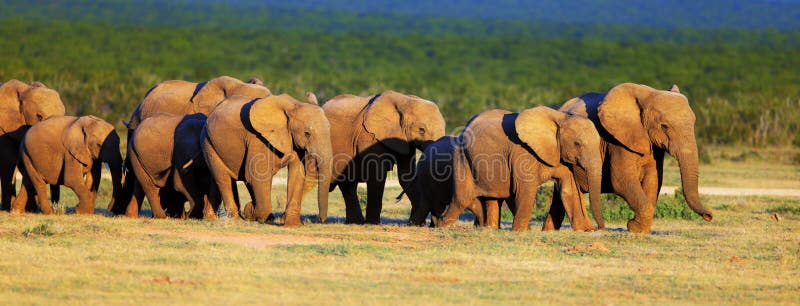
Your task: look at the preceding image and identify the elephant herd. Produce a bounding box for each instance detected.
[0,76,713,234]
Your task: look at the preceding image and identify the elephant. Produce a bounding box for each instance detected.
[112,75,270,217]
[127,113,218,219]
[0,80,66,211]
[441,107,603,232]
[202,93,332,226]
[407,136,492,227]
[323,90,446,224]
[12,116,123,214]
[546,83,713,233]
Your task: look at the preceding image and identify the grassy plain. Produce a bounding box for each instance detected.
[0,147,798,305]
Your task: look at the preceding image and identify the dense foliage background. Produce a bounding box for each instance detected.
[0,0,798,146]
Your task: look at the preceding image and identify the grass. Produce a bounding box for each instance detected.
[1,146,799,304]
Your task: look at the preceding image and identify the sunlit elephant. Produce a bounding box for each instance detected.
[126,75,270,130]
[0,80,66,211]
[441,107,603,232]
[113,76,270,217]
[127,113,218,219]
[323,91,446,224]
[202,94,332,226]
[547,83,713,233]
[407,136,491,227]
[13,116,123,214]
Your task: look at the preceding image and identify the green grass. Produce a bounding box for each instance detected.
[1,153,799,304]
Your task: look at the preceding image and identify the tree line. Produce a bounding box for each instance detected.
[0,19,797,147]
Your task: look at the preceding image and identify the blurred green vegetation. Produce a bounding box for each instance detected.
[0,6,798,147]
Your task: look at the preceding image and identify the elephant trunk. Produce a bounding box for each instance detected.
[672,137,713,221]
[307,143,332,223]
[105,142,125,212]
[585,155,604,230]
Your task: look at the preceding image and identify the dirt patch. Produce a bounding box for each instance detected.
[565,242,612,254]
[146,228,337,248]
[143,276,200,285]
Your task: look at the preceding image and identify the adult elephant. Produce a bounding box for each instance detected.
[112,76,270,217]
[547,83,713,233]
[0,80,66,211]
[128,113,218,219]
[442,107,603,232]
[323,91,445,224]
[126,76,270,130]
[203,94,332,226]
[13,116,123,214]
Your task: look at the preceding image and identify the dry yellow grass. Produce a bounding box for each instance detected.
[0,146,798,305]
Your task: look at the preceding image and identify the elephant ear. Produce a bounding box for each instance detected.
[248,96,293,155]
[64,117,95,166]
[515,106,564,167]
[669,84,680,93]
[597,83,650,155]
[363,92,409,155]
[0,109,25,138]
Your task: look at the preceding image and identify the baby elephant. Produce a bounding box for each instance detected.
[14,116,123,214]
[407,136,491,227]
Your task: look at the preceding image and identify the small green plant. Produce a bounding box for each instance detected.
[22,223,56,237]
[654,188,702,220]
[600,194,634,222]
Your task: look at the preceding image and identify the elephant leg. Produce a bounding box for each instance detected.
[64,173,95,215]
[202,177,220,220]
[340,182,364,224]
[248,180,272,223]
[113,155,137,216]
[140,183,165,218]
[640,164,661,228]
[126,182,145,217]
[441,196,476,227]
[483,199,500,229]
[0,146,16,211]
[205,146,240,220]
[511,187,537,232]
[50,185,60,206]
[283,158,305,226]
[175,169,204,219]
[612,172,653,234]
[365,176,387,225]
[18,155,53,214]
[543,185,566,231]
[554,172,592,232]
[396,154,417,205]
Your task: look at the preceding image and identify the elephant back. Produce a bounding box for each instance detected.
[133,80,200,129]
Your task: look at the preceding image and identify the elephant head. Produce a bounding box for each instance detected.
[248,94,332,222]
[363,90,446,155]
[65,116,124,211]
[516,106,603,228]
[192,76,271,114]
[0,80,65,138]
[598,83,712,221]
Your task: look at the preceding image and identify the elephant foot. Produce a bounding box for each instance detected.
[542,215,556,231]
[627,219,652,234]
[242,202,255,221]
[344,215,365,225]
